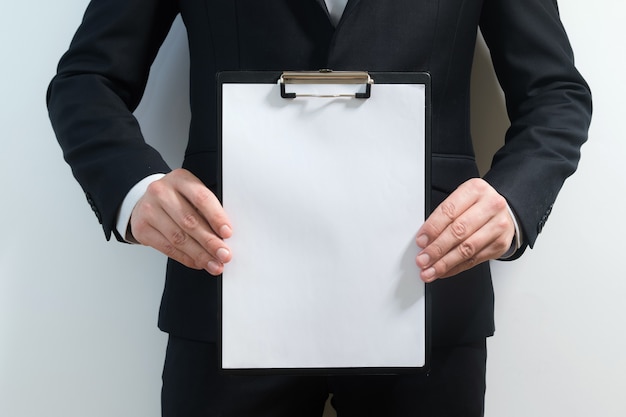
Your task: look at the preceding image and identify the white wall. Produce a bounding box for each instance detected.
[481,2,626,415]
[1,1,623,416]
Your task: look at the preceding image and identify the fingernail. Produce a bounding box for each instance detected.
[422,267,436,282]
[416,234,428,248]
[207,260,221,275]
[220,225,232,238]
[216,247,230,262]
[416,252,430,267]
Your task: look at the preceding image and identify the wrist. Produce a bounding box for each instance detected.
[116,173,166,243]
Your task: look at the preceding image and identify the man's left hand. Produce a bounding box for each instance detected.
[415,178,515,282]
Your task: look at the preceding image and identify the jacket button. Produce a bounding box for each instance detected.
[85,192,103,224]
[536,204,553,235]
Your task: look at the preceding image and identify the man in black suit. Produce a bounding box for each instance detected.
[48,0,591,415]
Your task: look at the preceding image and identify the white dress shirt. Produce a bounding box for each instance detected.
[325,0,348,26]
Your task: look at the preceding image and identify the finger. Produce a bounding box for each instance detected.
[145,176,232,263]
[416,180,483,248]
[158,227,225,276]
[417,188,508,269]
[436,234,510,280]
[419,213,514,282]
[416,197,498,269]
[171,171,233,239]
[162,197,231,259]
[134,220,224,274]
[132,195,229,274]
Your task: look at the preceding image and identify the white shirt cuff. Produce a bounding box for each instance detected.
[499,202,523,259]
[115,173,166,243]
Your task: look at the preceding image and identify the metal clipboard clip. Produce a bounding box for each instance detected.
[279,70,373,99]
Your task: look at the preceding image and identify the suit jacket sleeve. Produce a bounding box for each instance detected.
[47,0,179,241]
[479,0,592,257]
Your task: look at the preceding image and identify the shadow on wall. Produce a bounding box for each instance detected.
[470,32,509,176]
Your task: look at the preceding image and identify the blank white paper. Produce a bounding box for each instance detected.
[221,80,427,370]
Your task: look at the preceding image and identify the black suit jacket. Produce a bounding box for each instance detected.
[47,0,591,346]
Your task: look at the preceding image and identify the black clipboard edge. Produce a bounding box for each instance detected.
[216,70,432,376]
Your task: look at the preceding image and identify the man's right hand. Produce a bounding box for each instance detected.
[129,169,233,276]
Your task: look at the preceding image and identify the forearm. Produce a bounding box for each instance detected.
[47,0,179,239]
[480,0,592,246]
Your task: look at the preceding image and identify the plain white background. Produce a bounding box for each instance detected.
[1,1,623,416]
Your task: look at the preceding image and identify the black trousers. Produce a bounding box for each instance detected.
[162,336,487,417]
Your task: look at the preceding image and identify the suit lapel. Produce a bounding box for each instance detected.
[343,0,361,16]
[314,0,330,15]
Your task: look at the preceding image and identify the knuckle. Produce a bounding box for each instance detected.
[491,195,507,211]
[465,257,477,267]
[470,177,487,191]
[133,199,154,219]
[191,188,213,207]
[461,178,483,197]
[450,220,468,240]
[131,218,148,236]
[495,214,509,229]
[181,212,199,230]
[161,243,177,258]
[170,230,187,246]
[430,243,445,258]
[458,241,476,260]
[146,180,166,197]
[440,201,457,220]
[495,237,510,254]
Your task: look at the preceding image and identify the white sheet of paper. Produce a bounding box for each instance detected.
[221,81,427,370]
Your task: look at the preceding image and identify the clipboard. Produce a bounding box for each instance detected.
[218,70,431,374]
